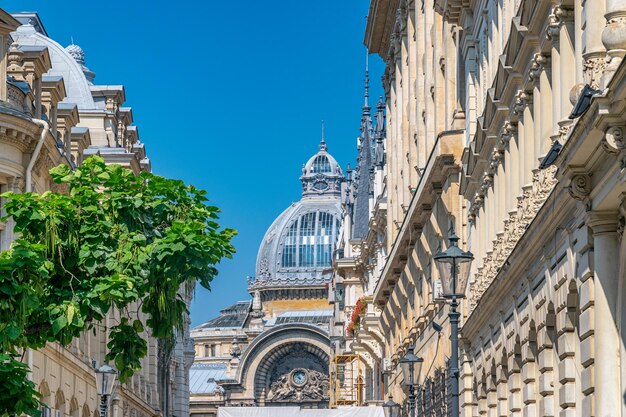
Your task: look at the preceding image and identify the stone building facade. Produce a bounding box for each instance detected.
[331,0,626,416]
[189,140,347,416]
[0,9,193,417]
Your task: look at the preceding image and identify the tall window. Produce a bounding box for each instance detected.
[210,344,216,357]
[316,212,334,266]
[282,222,298,267]
[204,344,209,357]
[299,212,316,267]
[311,155,331,173]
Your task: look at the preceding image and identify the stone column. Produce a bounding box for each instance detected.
[588,212,621,417]
[602,0,626,86]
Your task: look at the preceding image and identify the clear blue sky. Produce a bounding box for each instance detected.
[5,0,385,326]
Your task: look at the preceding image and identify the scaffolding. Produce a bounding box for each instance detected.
[330,354,364,407]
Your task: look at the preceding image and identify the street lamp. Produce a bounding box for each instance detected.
[382,394,401,417]
[399,346,423,417]
[434,232,473,417]
[95,365,118,417]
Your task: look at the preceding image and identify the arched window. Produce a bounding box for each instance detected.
[281,222,298,267]
[299,213,316,267]
[280,211,339,269]
[316,212,334,267]
[311,155,331,173]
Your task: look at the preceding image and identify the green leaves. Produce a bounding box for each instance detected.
[0,355,42,417]
[0,156,236,411]
[106,319,148,382]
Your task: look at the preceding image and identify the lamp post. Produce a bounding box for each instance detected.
[95,365,118,417]
[399,346,423,417]
[433,232,473,417]
[382,394,401,417]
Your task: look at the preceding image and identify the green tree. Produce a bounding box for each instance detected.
[0,156,236,417]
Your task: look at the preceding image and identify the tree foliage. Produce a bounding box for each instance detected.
[0,156,236,417]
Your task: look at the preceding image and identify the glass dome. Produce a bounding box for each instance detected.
[250,140,345,290]
[280,211,341,269]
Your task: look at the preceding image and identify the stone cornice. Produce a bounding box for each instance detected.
[364,0,400,60]
[373,130,463,307]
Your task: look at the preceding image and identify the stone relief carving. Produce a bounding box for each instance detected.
[267,368,330,402]
[469,165,558,310]
[584,56,607,89]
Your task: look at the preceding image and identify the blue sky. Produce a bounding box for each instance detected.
[5,0,385,326]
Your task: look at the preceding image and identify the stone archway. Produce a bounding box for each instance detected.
[256,341,329,406]
[236,324,331,408]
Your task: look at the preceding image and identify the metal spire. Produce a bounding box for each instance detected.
[319,119,327,151]
[363,50,371,114]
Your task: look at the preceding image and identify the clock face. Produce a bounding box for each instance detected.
[291,370,307,386]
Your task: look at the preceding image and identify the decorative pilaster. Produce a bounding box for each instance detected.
[588,212,621,417]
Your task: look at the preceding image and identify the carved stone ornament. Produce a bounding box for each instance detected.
[602,126,626,154]
[584,56,607,90]
[529,53,550,82]
[513,90,531,116]
[568,173,592,201]
[267,368,330,402]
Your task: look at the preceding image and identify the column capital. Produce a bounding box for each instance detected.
[587,211,620,235]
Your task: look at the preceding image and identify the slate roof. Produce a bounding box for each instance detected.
[189,363,228,394]
[193,301,251,330]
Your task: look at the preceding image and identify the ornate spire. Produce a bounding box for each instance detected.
[319,119,327,151]
[363,51,371,116]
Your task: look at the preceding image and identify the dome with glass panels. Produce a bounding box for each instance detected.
[249,139,344,290]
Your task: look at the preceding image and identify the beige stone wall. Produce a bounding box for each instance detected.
[349,0,626,415]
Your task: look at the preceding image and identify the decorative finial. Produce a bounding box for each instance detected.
[70,36,74,45]
[319,119,327,151]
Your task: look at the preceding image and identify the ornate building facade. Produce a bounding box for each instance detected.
[189,140,346,416]
[0,9,193,417]
[331,0,626,416]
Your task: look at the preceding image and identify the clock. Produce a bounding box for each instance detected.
[291,369,307,386]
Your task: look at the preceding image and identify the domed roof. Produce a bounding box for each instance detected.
[249,140,345,291]
[300,139,344,198]
[65,43,84,64]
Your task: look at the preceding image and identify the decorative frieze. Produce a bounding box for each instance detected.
[469,165,558,310]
